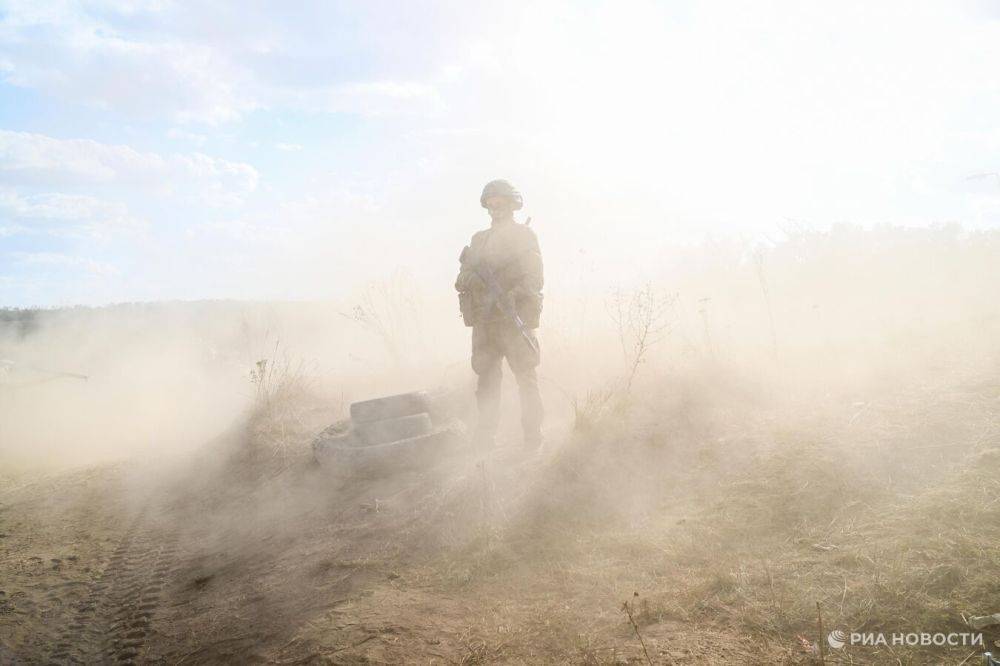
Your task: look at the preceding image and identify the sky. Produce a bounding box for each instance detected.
[1,0,999,307]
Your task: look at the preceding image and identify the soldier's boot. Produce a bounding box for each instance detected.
[474,360,502,451]
[514,365,544,450]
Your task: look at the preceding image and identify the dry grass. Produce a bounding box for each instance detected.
[379,364,1000,663]
[153,227,1000,661]
[241,341,332,476]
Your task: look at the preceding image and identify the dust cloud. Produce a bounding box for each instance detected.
[3,223,1000,663]
[2,223,998,476]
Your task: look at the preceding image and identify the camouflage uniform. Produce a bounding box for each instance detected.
[455,215,544,448]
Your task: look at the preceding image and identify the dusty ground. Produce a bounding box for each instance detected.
[2,363,1000,665]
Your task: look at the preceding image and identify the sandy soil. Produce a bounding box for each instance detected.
[0,432,770,664]
[3,367,1000,664]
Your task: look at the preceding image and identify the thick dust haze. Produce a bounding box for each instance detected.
[4,1,1000,662]
[3,223,996,469]
[4,222,1000,663]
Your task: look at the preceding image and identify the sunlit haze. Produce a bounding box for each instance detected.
[6,4,1000,664]
[3,1,999,306]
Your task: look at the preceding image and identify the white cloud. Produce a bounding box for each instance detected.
[0,187,145,238]
[197,184,383,246]
[12,251,118,276]
[167,128,208,146]
[0,130,259,206]
[0,2,255,124]
[0,2,444,124]
[3,1,1000,308]
[296,80,443,117]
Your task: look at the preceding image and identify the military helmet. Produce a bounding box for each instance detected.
[480,179,523,210]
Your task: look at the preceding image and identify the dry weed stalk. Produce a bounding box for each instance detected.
[816,601,826,665]
[608,283,675,392]
[248,340,313,467]
[345,270,423,368]
[571,385,626,433]
[622,592,654,666]
[249,342,308,407]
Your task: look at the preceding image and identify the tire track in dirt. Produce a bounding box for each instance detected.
[46,507,178,665]
[101,534,177,665]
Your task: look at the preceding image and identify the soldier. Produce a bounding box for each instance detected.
[455,179,544,451]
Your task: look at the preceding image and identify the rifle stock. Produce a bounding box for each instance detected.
[471,262,540,355]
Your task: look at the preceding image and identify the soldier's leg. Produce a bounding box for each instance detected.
[471,325,503,448]
[502,327,544,448]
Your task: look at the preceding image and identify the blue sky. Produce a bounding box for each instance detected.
[2,1,1000,307]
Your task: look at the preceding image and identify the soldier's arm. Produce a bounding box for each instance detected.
[455,246,470,292]
[455,244,481,292]
[509,228,543,297]
[524,229,543,293]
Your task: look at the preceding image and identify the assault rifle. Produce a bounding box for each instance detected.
[470,262,540,356]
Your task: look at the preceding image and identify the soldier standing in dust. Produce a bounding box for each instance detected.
[455,180,544,451]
